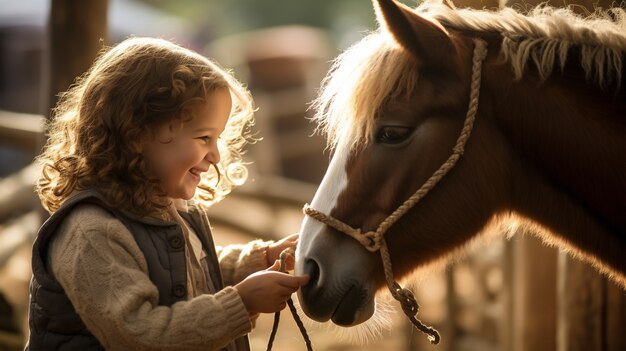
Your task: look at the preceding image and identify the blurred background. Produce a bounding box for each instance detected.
[0,0,623,350]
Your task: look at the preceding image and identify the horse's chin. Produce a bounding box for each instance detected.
[297,282,376,326]
[331,307,374,326]
[330,287,375,326]
[294,294,394,345]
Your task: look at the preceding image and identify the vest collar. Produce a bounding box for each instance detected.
[65,189,196,227]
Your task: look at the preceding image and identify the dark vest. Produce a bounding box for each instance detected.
[26,190,249,351]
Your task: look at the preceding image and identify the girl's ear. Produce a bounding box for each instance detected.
[372,0,456,71]
[131,140,144,153]
[131,131,154,153]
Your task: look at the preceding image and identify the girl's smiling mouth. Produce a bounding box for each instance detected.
[189,167,205,182]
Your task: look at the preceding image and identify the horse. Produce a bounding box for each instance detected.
[294,0,626,342]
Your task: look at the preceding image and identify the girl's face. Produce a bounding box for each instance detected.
[141,87,232,200]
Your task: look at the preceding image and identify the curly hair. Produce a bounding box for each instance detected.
[37,37,255,215]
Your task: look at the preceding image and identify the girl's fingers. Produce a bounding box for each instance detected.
[267,260,280,271]
[277,274,310,290]
[282,256,295,270]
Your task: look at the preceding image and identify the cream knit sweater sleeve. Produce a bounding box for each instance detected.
[48,204,252,351]
[216,239,273,286]
[199,203,274,286]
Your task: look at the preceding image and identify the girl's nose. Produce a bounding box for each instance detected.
[205,145,220,164]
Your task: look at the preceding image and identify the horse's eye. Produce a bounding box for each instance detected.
[375,126,413,144]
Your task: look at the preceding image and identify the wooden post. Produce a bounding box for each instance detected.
[557,253,626,351]
[37,0,109,218]
[508,232,557,351]
[45,0,109,115]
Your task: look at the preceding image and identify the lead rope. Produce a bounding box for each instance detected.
[303,38,488,345]
[266,248,313,351]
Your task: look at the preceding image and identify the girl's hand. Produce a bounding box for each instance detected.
[235,261,309,315]
[266,233,299,270]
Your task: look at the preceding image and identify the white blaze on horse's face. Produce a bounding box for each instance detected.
[296,138,378,326]
[297,140,348,255]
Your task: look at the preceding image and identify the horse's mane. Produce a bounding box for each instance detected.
[429,2,626,86]
[312,1,626,150]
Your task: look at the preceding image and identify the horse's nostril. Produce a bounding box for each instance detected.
[303,258,320,287]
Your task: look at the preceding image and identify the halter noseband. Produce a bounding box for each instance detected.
[303,38,488,345]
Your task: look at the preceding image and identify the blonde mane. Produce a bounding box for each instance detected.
[427,2,626,85]
[312,1,626,150]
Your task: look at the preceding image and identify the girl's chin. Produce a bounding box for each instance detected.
[168,186,197,201]
[180,187,197,200]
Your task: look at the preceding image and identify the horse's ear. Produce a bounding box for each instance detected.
[373,0,456,70]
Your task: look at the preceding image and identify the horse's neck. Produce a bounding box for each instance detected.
[485,58,626,275]
[503,84,622,180]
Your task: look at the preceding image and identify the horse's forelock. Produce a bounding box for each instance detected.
[311,31,420,151]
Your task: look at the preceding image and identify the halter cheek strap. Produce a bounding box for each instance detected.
[303,38,488,345]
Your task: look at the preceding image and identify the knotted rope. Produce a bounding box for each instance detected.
[266,248,313,351]
[303,38,488,345]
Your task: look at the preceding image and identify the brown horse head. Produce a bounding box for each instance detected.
[295,0,626,328]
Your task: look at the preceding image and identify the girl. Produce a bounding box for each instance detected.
[27,37,309,351]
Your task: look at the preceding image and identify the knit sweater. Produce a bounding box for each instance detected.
[47,202,270,351]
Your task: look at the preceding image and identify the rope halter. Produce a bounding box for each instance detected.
[303,38,488,345]
[266,248,312,351]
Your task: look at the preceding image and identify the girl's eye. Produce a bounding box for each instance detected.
[375,126,413,144]
[199,136,211,143]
